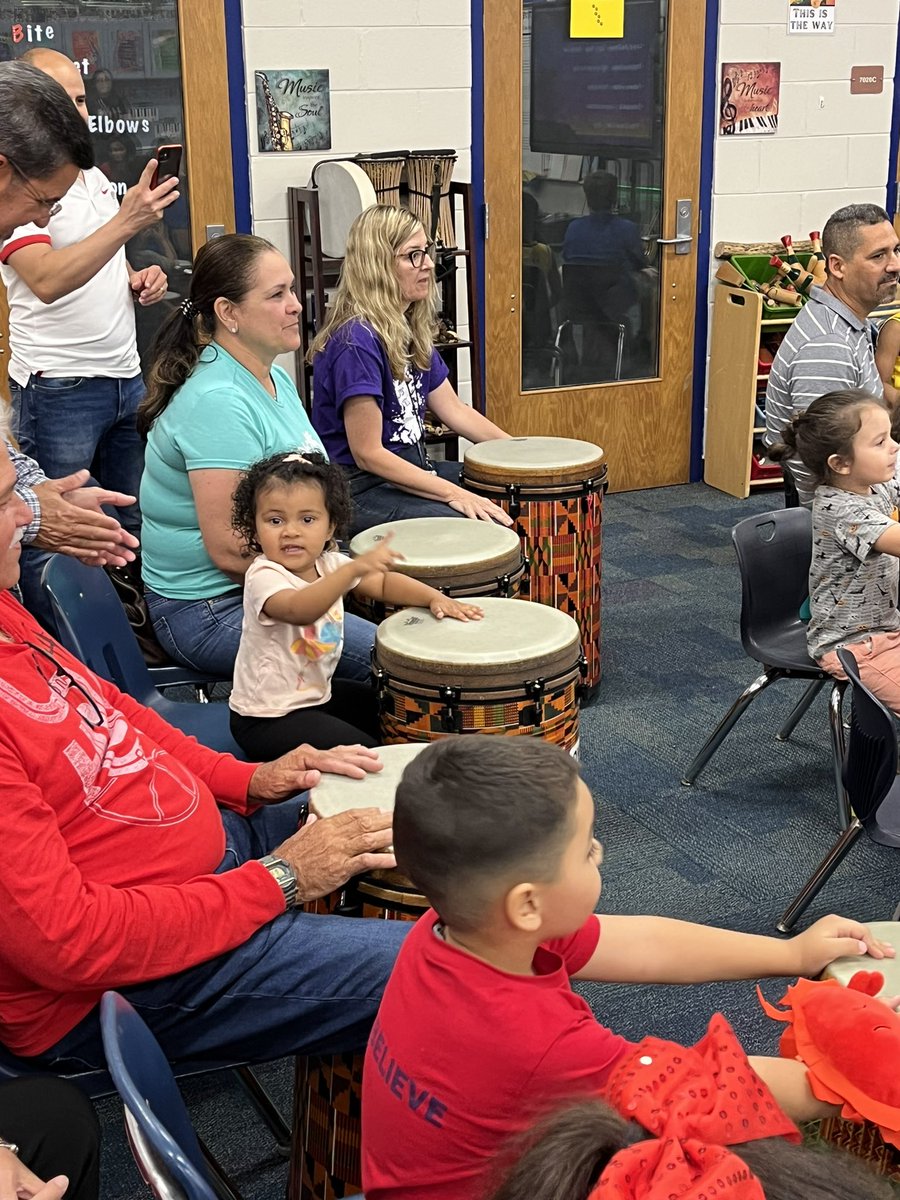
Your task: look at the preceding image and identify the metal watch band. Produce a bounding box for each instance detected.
[260,854,298,908]
[0,1140,19,1155]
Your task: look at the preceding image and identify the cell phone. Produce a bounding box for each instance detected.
[150,144,182,190]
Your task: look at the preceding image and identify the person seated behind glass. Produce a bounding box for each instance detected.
[562,170,645,274]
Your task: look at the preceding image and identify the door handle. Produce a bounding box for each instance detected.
[657,199,693,255]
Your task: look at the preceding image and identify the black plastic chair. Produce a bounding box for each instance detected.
[777,647,900,932]
[556,263,631,383]
[682,508,848,827]
[41,555,244,758]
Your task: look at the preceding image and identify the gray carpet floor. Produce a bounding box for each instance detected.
[94,481,900,1198]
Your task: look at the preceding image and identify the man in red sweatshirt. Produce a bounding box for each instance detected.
[0,435,406,1070]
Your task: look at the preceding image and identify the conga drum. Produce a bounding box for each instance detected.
[811,921,900,1180]
[373,597,584,753]
[348,516,525,623]
[461,437,606,691]
[291,744,428,1200]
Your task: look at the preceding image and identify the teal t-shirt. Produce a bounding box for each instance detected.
[141,343,326,598]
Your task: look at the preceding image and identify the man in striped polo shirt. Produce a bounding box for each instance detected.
[764,204,900,506]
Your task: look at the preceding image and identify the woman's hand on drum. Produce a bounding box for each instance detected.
[429,597,484,623]
[273,807,396,902]
[248,743,383,802]
[446,486,514,526]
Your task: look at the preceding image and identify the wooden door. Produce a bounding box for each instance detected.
[0,0,235,401]
[483,0,705,492]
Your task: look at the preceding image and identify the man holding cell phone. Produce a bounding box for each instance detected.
[0,48,180,624]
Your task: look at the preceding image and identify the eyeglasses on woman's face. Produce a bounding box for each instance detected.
[395,242,437,270]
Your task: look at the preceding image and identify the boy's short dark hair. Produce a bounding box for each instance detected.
[394,737,583,931]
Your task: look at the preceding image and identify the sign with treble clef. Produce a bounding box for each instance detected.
[719,62,781,138]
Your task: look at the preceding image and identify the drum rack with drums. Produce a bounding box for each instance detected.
[287,176,484,459]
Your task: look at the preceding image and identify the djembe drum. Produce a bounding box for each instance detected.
[291,744,429,1200]
[406,149,458,248]
[461,437,606,690]
[373,597,584,753]
[355,151,406,209]
[348,516,525,623]
[811,921,900,1180]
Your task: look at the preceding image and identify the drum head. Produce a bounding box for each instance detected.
[315,160,377,258]
[375,596,581,687]
[822,921,900,995]
[464,436,605,486]
[309,742,426,820]
[350,517,522,585]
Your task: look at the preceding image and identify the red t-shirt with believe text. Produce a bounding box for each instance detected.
[361,910,630,1200]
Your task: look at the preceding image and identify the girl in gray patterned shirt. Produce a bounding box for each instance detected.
[771,388,900,714]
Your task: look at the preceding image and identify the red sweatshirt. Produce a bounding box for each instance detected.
[0,592,285,1056]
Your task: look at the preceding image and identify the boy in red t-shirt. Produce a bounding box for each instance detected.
[361,737,894,1200]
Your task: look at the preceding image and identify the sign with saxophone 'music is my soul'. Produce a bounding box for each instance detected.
[255,69,331,153]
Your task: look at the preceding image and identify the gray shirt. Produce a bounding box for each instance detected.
[808,481,900,659]
[764,288,882,506]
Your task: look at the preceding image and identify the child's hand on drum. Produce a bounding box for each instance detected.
[354,533,405,577]
[429,597,484,623]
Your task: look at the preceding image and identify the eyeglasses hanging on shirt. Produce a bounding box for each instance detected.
[25,641,104,729]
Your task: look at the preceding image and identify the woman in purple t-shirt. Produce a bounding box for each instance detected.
[309,205,512,537]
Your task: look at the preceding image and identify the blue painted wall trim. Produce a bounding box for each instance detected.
[471,0,487,410]
[888,19,900,219]
[224,0,253,234]
[690,0,720,482]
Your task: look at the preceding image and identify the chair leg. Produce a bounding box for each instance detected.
[775,679,825,742]
[682,669,781,786]
[199,1138,246,1200]
[827,681,850,831]
[233,1066,291,1156]
[776,819,863,934]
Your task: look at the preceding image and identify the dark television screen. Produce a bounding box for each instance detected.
[529,1,659,155]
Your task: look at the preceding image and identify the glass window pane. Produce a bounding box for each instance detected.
[521,0,666,391]
[0,3,193,360]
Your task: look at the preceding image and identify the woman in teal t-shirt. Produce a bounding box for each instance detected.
[138,234,377,679]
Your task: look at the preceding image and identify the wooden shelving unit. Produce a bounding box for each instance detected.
[287,179,482,462]
[704,287,792,499]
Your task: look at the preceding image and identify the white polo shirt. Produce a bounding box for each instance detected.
[0,166,139,386]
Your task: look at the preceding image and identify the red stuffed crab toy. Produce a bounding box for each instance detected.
[758,971,900,1147]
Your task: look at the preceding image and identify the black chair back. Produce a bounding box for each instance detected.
[561,263,635,324]
[731,508,814,670]
[836,647,898,828]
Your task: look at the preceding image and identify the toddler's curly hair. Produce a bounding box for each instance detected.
[232,450,352,556]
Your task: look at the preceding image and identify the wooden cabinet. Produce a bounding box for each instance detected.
[704,287,792,499]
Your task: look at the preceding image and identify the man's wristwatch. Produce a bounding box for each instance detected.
[260,855,299,908]
[0,1139,19,1155]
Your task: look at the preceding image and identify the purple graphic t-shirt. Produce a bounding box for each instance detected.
[312,319,449,466]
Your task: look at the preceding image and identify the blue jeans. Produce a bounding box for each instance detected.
[346,459,465,539]
[11,373,145,535]
[35,796,409,1071]
[146,589,377,683]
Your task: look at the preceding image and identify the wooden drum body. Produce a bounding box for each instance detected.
[461,437,606,690]
[349,517,525,623]
[291,744,427,1200]
[373,596,583,752]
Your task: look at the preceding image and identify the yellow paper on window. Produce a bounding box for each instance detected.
[570,0,624,38]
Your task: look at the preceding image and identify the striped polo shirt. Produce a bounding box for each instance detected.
[763,286,882,505]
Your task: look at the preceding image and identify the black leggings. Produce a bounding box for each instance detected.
[230,679,381,757]
[0,1078,101,1200]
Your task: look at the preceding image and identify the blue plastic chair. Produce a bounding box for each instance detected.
[101,992,218,1200]
[41,555,244,757]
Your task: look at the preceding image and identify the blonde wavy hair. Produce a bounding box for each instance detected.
[308,205,438,380]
